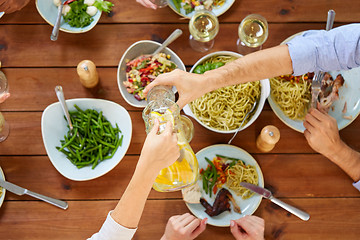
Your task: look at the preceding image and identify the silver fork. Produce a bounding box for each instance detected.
[311,71,325,108]
[51,0,66,41]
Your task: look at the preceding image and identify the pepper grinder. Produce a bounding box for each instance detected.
[256,125,280,152]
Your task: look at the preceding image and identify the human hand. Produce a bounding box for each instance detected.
[136,0,157,9]
[161,213,207,240]
[230,215,265,240]
[303,108,344,159]
[139,118,179,172]
[0,93,10,103]
[144,69,207,109]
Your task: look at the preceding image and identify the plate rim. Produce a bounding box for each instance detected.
[35,0,102,34]
[0,167,6,208]
[41,98,132,181]
[185,144,264,227]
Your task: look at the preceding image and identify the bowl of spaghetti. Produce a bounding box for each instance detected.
[183,51,270,134]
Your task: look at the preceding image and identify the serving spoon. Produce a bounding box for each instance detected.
[152,29,183,55]
[55,85,78,136]
[228,100,258,144]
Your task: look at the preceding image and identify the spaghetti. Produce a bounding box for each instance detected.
[190,56,261,131]
[226,161,259,199]
[270,74,311,120]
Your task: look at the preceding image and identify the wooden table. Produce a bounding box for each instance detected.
[0,1,360,239]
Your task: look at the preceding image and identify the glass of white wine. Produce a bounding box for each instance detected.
[188,7,219,52]
[0,112,9,142]
[236,14,268,55]
[150,0,168,8]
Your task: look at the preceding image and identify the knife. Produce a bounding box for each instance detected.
[0,179,68,210]
[240,182,310,221]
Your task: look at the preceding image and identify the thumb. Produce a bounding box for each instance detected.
[163,120,173,135]
[230,220,244,240]
[191,218,207,238]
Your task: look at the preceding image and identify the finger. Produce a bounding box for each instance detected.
[176,97,186,110]
[184,218,201,232]
[303,119,315,133]
[304,111,321,128]
[176,213,192,223]
[304,129,311,141]
[230,220,245,239]
[191,218,207,238]
[149,118,160,135]
[143,73,171,95]
[162,121,173,136]
[0,92,10,103]
[180,214,197,226]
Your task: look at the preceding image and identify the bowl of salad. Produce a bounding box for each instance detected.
[36,0,114,34]
[117,40,186,108]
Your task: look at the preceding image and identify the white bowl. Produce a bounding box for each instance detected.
[183,51,270,134]
[41,98,132,181]
[117,40,186,108]
[36,0,101,34]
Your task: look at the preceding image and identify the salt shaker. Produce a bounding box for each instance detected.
[256,125,280,152]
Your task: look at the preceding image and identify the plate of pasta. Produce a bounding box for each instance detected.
[167,0,235,18]
[185,144,264,227]
[183,51,270,134]
[268,32,360,132]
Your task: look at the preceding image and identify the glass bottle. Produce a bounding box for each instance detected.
[143,86,199,192]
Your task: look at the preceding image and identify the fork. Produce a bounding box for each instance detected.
[311,71,325,108]
[51,0,66,41]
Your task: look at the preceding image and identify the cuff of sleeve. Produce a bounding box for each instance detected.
[353,180,360,192]
[102,211,137,239]
[286,34,317,76]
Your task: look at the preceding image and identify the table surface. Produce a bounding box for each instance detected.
[1,1,360,239]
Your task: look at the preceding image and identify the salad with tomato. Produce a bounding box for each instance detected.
[124,53,177,101]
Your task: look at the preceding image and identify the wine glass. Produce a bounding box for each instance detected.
[150,0,168,8]
[236,14,268,55]
[0,70,9,101]
[188,7,219,52]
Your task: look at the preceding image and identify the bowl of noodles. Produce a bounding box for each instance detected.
[183,51,270,134]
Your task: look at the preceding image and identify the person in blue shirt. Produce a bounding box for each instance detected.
[144,24,360,193]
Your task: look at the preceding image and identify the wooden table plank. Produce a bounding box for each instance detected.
[0,153,357,200]
[0,23,343,68]
[1,0,360,24]
[0,198,359,239]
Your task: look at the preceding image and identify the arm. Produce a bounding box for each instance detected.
[230,215,265,240]
[160,213,207,240]
[304,108,360,183]
[88,120,179,239]
[144,23,360,109]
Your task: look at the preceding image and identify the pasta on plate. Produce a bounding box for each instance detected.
[190,56,261,131]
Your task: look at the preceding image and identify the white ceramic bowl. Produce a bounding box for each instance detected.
[41,98,132,181]
[117,40,186,108]
[36,0,101,34]
[183,51,270,134]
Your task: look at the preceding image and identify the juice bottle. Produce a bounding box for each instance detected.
[143,86,199,192]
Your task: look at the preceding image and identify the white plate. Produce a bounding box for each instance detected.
[185,144,264,227]
[117,40,185,108]
[183,51,270,134]
[167,0,235,18]
[268,32,360,132]
[36,0,102,34]
[0,167,5,208]
[41,98,132,181]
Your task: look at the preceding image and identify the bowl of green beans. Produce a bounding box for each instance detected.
[41,98,132,181]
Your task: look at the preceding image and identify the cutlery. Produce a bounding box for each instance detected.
[152,29,183,55]
[0,12,4,19]
[0,179,68,209]
[241,182,310,221]
[311,10,336,108]
[228,100,258,144]
[51,0,66,41]
[55,85,78,136]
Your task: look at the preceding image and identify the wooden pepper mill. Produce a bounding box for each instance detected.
[256,125,280,152]
[77,60,99,88]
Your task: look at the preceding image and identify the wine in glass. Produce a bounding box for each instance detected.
[189,7,219,52]
[237,14,268,55]
[150,0,168,8]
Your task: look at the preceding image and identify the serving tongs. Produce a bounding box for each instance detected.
[311,10,336,108]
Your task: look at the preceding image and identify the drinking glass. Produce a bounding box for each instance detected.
[150,0,168,8]
[189,7,219,52]
[0,70,9,101]
[236,14,268,55]
[0,112,9,142]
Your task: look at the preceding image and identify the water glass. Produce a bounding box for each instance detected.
[150,0,168,8]
[0,112,9,142]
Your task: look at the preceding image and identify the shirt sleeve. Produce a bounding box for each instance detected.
[286,23,360,76]
[353,180,360,192]
[87,211,137,240]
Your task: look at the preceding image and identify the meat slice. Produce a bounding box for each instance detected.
[318,74,345,112]
[200,188,241,217]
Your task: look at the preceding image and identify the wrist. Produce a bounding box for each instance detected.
[325,140,347,163]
